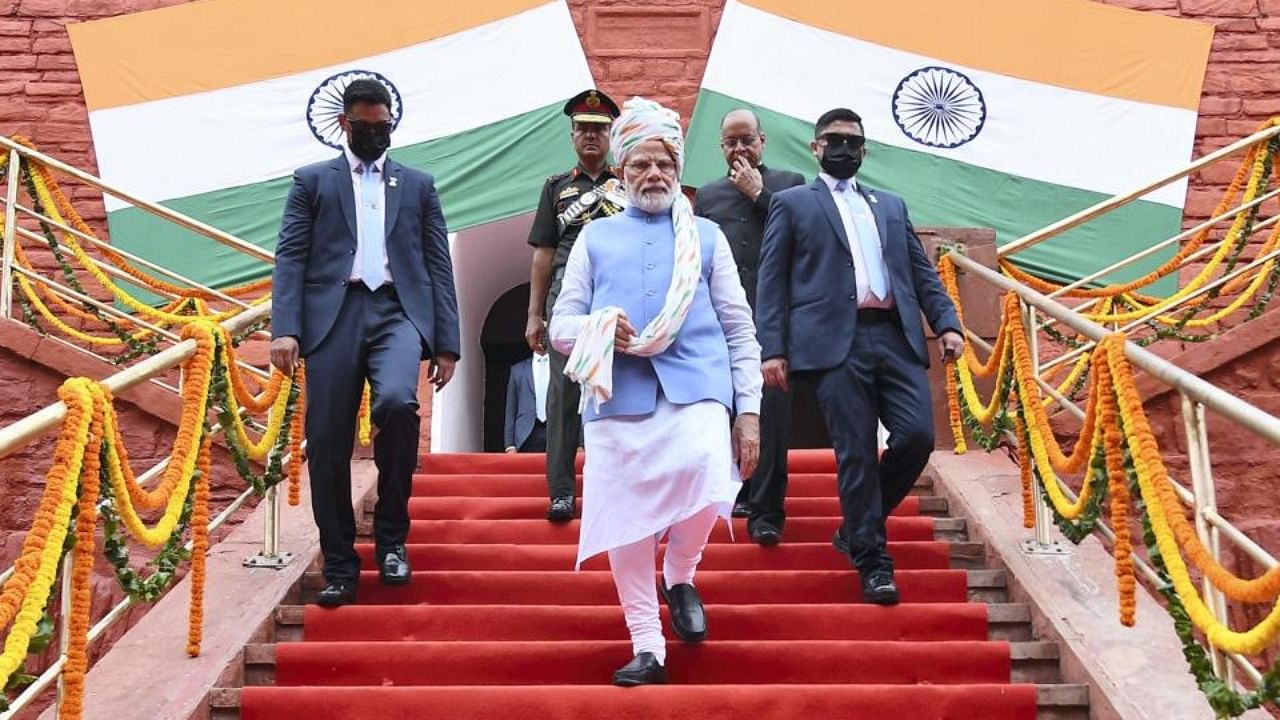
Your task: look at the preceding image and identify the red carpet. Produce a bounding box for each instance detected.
[241,448,1037,719]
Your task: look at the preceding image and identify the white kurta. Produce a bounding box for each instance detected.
[550,224,763,568]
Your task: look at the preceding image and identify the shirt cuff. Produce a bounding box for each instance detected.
[735,396,762,416]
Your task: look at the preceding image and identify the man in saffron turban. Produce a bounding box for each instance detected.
[550,97,762,686]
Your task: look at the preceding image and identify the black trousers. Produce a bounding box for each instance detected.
[544,348,581,499]
[519,420,548,453]
[809,317,934,575]
[545,270,581,501]
[745,383,794,532]
[305,285,422,583]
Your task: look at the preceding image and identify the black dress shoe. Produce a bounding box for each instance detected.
[546,496,575,522]
[861,569,900,606]
[378,545,411,586]
[832,529,849,556]
[660,581,707,642]
[731,500,751,518]
[750,523,782,547]
[612,652,668,687]
[316,580,357,607]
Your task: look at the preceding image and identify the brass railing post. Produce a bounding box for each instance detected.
[243,482,292,569]
[1,147,21,320]
[1019,302,1069,557]
[1181,393,1234,687]
[54,554,73,712]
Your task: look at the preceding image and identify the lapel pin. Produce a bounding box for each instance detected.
[868,193,877,204]
[388,176,398,188]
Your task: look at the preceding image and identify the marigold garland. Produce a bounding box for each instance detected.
[187,430,212,657]
[25,160,269,330]
[60,380,106,720]
[1013,413,1035,529]
[288,368,306,507]
[358,382,373,447]
[946,251,1280,703]
[1095,345,1136,627]
[945,364,966,455]
[0,380,90,690]
[0,144,316,714]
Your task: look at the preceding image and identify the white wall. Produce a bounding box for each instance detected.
[430,213,535,453]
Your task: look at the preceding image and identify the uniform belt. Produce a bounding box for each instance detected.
[856,307,898,325]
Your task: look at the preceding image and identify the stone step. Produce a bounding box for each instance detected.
[273,600,1030,643]
[239,639,1062,686]
[296,567,1009,604]
[210,682,1090,720]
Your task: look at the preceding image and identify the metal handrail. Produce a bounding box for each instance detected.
[0,137,295,717]
[9,246,272,381]
[0,301,297,719]
[0,302,270,457]
[952,253,1280,448]
[999,124,1280,258]
[9,201,253,309]
[1040,233,1280,375]
[0,136,273,264]
[1045,187,1280,300]
[949,250,1280,690]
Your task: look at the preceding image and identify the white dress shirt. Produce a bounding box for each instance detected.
[531,352,550,422]
[819,172,893,309]
[343,144,394,284]
[550,225,763,416]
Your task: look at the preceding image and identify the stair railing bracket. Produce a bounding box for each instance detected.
[243,551,295,569]
[1019,538,1072,556]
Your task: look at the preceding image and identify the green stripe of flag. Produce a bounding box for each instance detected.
[107,101,575,291]
[685,89,1179,292]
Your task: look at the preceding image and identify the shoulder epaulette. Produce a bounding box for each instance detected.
[547,168,576,184]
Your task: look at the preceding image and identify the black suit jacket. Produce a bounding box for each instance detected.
[694,165,806,309]
[756,178,961,372]
[272,154,461,359]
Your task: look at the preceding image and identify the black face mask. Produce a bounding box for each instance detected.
[349,122,392,162]
[819,146,862,180]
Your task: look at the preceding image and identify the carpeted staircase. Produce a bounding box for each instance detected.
[229,450,1088,719]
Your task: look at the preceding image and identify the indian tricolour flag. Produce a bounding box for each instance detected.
[68,0,592,289]
[685,0,1214,286]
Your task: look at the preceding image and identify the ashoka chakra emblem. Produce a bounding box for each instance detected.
[892,66,986,149]
[307,70,404,150]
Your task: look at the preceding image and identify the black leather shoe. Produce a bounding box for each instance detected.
[612,652,668,686]
[547,496,575,522]
[750,523,782,547]
[660,581,707,642]
[378,545,411,586]
[731,500,751,518]
[861,569,900,606]
[316,580,357,607]
[832,529,849,556]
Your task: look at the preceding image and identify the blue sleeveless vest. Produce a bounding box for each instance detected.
[582,206,732,422]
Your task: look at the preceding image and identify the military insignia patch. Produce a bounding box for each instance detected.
[558,186,581,199]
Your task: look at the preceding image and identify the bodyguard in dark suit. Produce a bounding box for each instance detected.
[271,79,460,607]
[756,108,964,605]
[504,353,548,453]
[694,108,803,545]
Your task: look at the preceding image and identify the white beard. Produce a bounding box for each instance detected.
[628,185,676,214]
